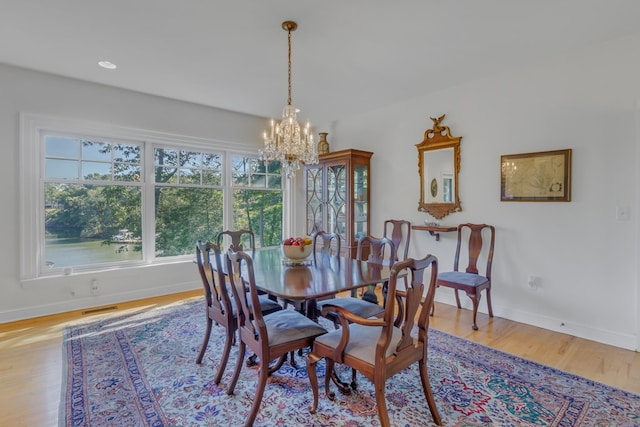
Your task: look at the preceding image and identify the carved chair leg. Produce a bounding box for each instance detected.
[268,354,288,375]
[329,367,352,394]
[350,368,358,390]
[454,289,462,309]
[374,378,390,427]
[418,359,442,426]
[306,352,321,413]
[325,359,336,401]
[246,353,258,367]
[214,330,234,384]
[227,341,246,396]
[196,318,213,364]
[485,287,494,317]
[245,362,269,427]
[469,291,481,331]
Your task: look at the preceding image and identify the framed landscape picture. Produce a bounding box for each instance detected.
[500,149,572,202]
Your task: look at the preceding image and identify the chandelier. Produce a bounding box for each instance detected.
[259,21,318,178]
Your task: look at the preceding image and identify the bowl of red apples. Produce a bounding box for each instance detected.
[281,236,313,260]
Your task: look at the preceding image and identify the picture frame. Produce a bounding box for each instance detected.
[500,149,572,202]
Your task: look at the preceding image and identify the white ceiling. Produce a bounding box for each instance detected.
[2,1,640,125]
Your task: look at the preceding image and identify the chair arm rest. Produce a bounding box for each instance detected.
[320,303,385,327]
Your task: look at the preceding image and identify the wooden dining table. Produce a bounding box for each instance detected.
[244,247,392,319]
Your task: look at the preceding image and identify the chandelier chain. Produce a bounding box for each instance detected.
[287,28,292,106]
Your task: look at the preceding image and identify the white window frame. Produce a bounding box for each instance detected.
[20,113,282,282]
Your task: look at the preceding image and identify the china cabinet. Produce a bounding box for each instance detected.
[304,149,372,258]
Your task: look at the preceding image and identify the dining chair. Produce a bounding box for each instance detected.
[316,235,391,325]
[225,249,327,427]
[306,254,443,427]
[216,229,255,251]
[433,223,495,330]
[194,241,282,384]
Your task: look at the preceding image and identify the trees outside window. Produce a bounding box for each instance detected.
[231,155,283,248]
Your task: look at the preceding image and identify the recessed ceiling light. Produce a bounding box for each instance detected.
[98,61,117,70]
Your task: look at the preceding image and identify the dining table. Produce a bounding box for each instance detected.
[243,247,392,320]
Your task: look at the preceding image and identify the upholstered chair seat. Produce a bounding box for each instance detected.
[437,271,489,287]
[314,323,402,364]
[316,297,383,321]
[263,309,327,346]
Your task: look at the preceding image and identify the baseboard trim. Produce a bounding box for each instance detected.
[0,281,200,324]
[434,295,637,351]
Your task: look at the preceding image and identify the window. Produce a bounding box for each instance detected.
[231,155,283,248]
[153,147,224,257]
[44,136,144,268]
[21,114,283,279]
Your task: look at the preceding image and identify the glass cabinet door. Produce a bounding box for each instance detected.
[326,163,347,241]
[353,163,369,243]
[305,166,324,235]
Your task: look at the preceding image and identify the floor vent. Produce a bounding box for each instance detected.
[82,305,118,315]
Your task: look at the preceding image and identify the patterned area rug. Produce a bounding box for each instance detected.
[60,298,640,426]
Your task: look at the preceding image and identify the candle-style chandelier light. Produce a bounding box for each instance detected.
[259,21,318,178]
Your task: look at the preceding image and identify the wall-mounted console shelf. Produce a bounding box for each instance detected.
[412,224,457,241]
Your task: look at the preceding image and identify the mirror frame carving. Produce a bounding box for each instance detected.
[416,114,462,219]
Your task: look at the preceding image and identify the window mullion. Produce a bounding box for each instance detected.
[223,152,234,231]
[143,142,156,262]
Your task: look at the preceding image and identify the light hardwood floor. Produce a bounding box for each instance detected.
[1,290,639,427]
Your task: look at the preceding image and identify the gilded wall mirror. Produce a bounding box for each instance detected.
[416,114,462,219]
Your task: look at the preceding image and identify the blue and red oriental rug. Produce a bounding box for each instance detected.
[60,299,640,426]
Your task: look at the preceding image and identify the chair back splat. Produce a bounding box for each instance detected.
[312,230,341,261]
[383,219,411,265]
[216,229,255,252]
[435,223,495,330]
[356,235,395,305]
[356,234,395,266]
[306,254,443,427]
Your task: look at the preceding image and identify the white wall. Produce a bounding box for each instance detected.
[0,63,266,322]
[329,34,640,350]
